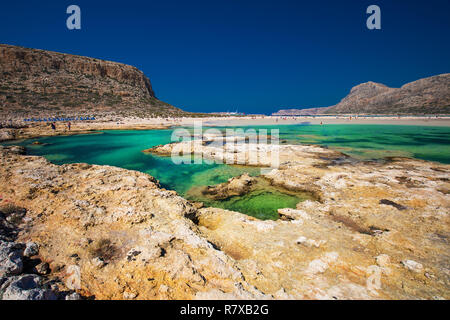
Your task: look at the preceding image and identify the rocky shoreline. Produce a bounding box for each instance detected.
[0,132,449,299]
[0,122,173,143]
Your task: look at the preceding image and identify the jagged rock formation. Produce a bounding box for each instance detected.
[0,44,182,120]
[272,74,450,115]
[0,192,78,300]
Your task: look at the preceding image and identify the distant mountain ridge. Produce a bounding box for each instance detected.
[272,74,450,115]
[272,107,327,116]
[0,44,183,119]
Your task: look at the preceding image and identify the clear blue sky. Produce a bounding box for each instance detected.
[1,0,449,114]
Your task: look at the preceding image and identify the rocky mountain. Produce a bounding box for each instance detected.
[327,74,450,114]
[272,107,328,116]
[272,74,450,115]
[0,44,182,120]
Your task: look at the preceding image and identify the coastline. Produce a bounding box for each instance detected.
[2,116,449,143]
[1,133,449,299]
[198,116,450,127]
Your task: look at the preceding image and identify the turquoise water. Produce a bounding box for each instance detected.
[3,124,449,218]
[222,124,450,164]
[8,130,262,195]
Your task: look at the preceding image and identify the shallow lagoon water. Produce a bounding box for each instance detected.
[5,124,450,219]
[213,124,450,164]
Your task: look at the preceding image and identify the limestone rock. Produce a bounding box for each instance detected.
[401,260,423,273]
[278,208,310,221]
[65,292,82,300]
[33,262,50,275]
[92,257,106,269]
[23,242,39,258]
[201,173,255,200]
[375,254,391,267]
[0,275,57,300]
[0,241,24,277]
[123,291,137,300]
[295,236,326,248]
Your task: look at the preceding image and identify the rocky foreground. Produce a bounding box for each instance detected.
[0,137,449,299]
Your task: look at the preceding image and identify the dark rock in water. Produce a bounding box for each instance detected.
[201,173,255,200]
[379,199,407,211]
[191,202,204,210]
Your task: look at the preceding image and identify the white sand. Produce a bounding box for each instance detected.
[166,116,450,127]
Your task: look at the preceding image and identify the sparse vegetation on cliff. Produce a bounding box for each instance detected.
[0,44,183,120]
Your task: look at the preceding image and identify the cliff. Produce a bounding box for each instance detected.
[0,44,182,119]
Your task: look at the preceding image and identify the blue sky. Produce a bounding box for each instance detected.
[1,0,449,114]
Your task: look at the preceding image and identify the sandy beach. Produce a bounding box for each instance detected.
[195,116,450,127]
[94,115,450,128]
[2,115,449,142]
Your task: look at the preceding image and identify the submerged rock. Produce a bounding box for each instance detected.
[201,173,255,200]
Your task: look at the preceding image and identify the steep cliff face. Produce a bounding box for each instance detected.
[326,74,450,114]
[0,44,182,119]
